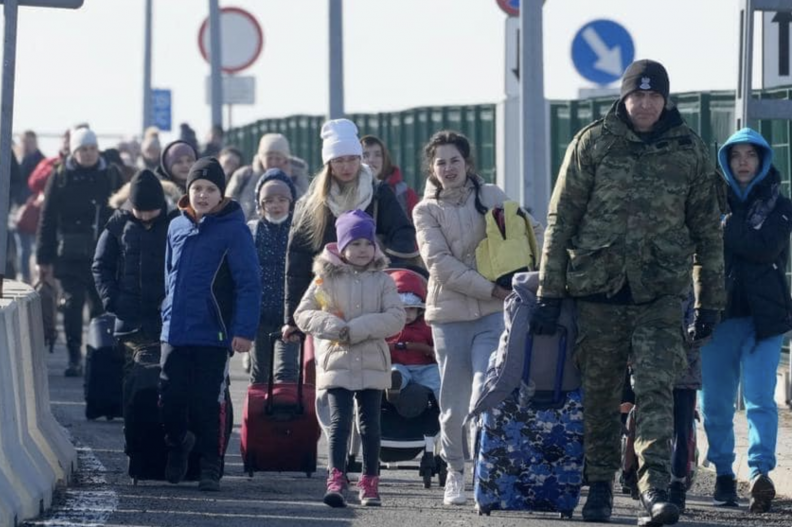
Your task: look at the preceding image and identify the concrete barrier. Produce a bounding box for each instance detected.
[0,281,77,527]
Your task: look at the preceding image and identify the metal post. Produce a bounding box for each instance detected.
[0,0,19,295]
[142,0,152,133]
[209,0,223,129]
[328,0,344,120]
[736,0,754,130]
[520,1,550,220]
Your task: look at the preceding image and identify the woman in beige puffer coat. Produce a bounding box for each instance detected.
[294,210,405,508]
[412,131,544,506]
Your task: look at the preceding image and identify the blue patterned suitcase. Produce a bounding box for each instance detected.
[474,332,584,518]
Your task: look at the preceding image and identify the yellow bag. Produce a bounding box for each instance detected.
[476,201,539,288]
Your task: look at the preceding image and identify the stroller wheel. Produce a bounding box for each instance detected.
[436,456,448,487]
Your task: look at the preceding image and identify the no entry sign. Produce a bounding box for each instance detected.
[198,7,264,74]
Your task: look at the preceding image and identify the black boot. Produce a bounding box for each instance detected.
[640,488,679,525]
[668,480,686,513]
[199,456,221,492]
[165,431,195,484]
[64,345,83,377]
[582,480,613,522]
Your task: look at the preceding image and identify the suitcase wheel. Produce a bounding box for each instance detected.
[476,505,491,516]
[132,477,138,486]
[305,471,312,478]
[558,511,573,519]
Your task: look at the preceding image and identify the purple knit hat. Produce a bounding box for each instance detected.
[335,210,376,252]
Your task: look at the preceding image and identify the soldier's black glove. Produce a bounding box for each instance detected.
[530,297,562,335]
[689,308,719,343]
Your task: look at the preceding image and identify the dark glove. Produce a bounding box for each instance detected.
[530,297,562,335]
[688,308,719,343]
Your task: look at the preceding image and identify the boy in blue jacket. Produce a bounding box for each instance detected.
[160,157,261,492]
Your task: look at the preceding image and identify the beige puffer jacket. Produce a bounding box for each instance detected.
[413,176,544,324]
[294,244,406,391]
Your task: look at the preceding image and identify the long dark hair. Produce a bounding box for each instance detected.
[423,130,486,214]
[360,135,394,180]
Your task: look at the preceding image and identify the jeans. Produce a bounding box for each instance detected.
[13,231,33,283]
[432,312,504,472]
[699,317,782,479]
[159,344,230,459]
[250,318,299,384]
[392,363,441,402]
[327,388,382,476]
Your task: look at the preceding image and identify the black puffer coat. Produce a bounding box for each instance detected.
[91,205,178,337]
[36,157,124,278]
[723,167,792,339]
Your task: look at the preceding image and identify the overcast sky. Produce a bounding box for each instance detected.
[3,0,754,153]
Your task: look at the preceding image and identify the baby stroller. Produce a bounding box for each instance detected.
[347,382,446,488]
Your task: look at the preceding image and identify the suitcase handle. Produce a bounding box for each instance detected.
[523,326,568,405]
[267,331,307,415]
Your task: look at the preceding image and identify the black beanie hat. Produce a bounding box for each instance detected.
[129,169,165,211]
[620,59,670,102]
[187,157,226,195]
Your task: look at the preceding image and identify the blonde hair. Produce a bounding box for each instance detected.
[294,164,363,251]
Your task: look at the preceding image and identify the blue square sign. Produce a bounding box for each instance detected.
[151,89,172,132]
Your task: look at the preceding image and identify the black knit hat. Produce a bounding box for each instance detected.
[620,59,670,102]
[187,157,226,195]
[129,169,165,211]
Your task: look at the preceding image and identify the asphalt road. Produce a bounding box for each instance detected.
[21,342,792,527]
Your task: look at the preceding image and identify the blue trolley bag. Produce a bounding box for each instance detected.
[474,328,585,518]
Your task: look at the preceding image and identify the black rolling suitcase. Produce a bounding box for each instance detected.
[125,344,234,485]
[84,314,124,420]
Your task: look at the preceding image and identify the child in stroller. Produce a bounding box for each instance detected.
[347,268,446,488]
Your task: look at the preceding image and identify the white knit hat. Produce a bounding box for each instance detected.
[70,127,98,154]
[258,133,291,157]
[321,119,363,164]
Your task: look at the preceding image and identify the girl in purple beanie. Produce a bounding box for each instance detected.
[294,210,405,508]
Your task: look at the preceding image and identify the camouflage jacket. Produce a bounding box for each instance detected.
[537,103,726,310]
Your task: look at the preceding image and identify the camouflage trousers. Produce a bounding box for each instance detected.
[576,296,687,492]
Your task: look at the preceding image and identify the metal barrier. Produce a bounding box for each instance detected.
[225,104,497,191]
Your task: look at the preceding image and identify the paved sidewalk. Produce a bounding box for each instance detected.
[696,362,792,498]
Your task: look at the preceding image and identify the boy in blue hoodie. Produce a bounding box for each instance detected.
[700,128,792,513]
[159,157,261,492]
[247,168,299,384]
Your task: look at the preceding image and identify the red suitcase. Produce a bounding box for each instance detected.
[240,332,320,477]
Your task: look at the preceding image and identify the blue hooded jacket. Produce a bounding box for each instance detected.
[248,169,297,322]
[161,197,262,348]
[717,127,774,202]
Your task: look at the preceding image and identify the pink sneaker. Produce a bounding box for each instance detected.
[323,468,347,508]
[358,474,381,506]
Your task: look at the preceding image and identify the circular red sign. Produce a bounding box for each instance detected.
[198,7,264,75]
[496,0,520,17]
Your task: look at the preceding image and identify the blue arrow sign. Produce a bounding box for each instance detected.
[151,89,172,132]
[571,20,634,86]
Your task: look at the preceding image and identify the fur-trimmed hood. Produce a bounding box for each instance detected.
[312,242,390,278]
[108,179,183,210]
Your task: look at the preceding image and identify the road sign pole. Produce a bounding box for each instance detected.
[520,0,549,221]
[142,0,152,133]
[0,0,19,294]
[328,0,344,120]
[209,0,223,129]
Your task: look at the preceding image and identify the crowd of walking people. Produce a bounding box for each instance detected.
[11,58,789,523]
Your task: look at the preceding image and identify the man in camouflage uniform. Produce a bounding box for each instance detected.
[530,60,725,525]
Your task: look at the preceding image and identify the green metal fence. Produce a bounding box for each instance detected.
[226,104,497,192]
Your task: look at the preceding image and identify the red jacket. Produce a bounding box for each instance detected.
[384,166,420,222]
[387,318,435,366]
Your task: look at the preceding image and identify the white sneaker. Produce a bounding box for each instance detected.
[443,470,467,505]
